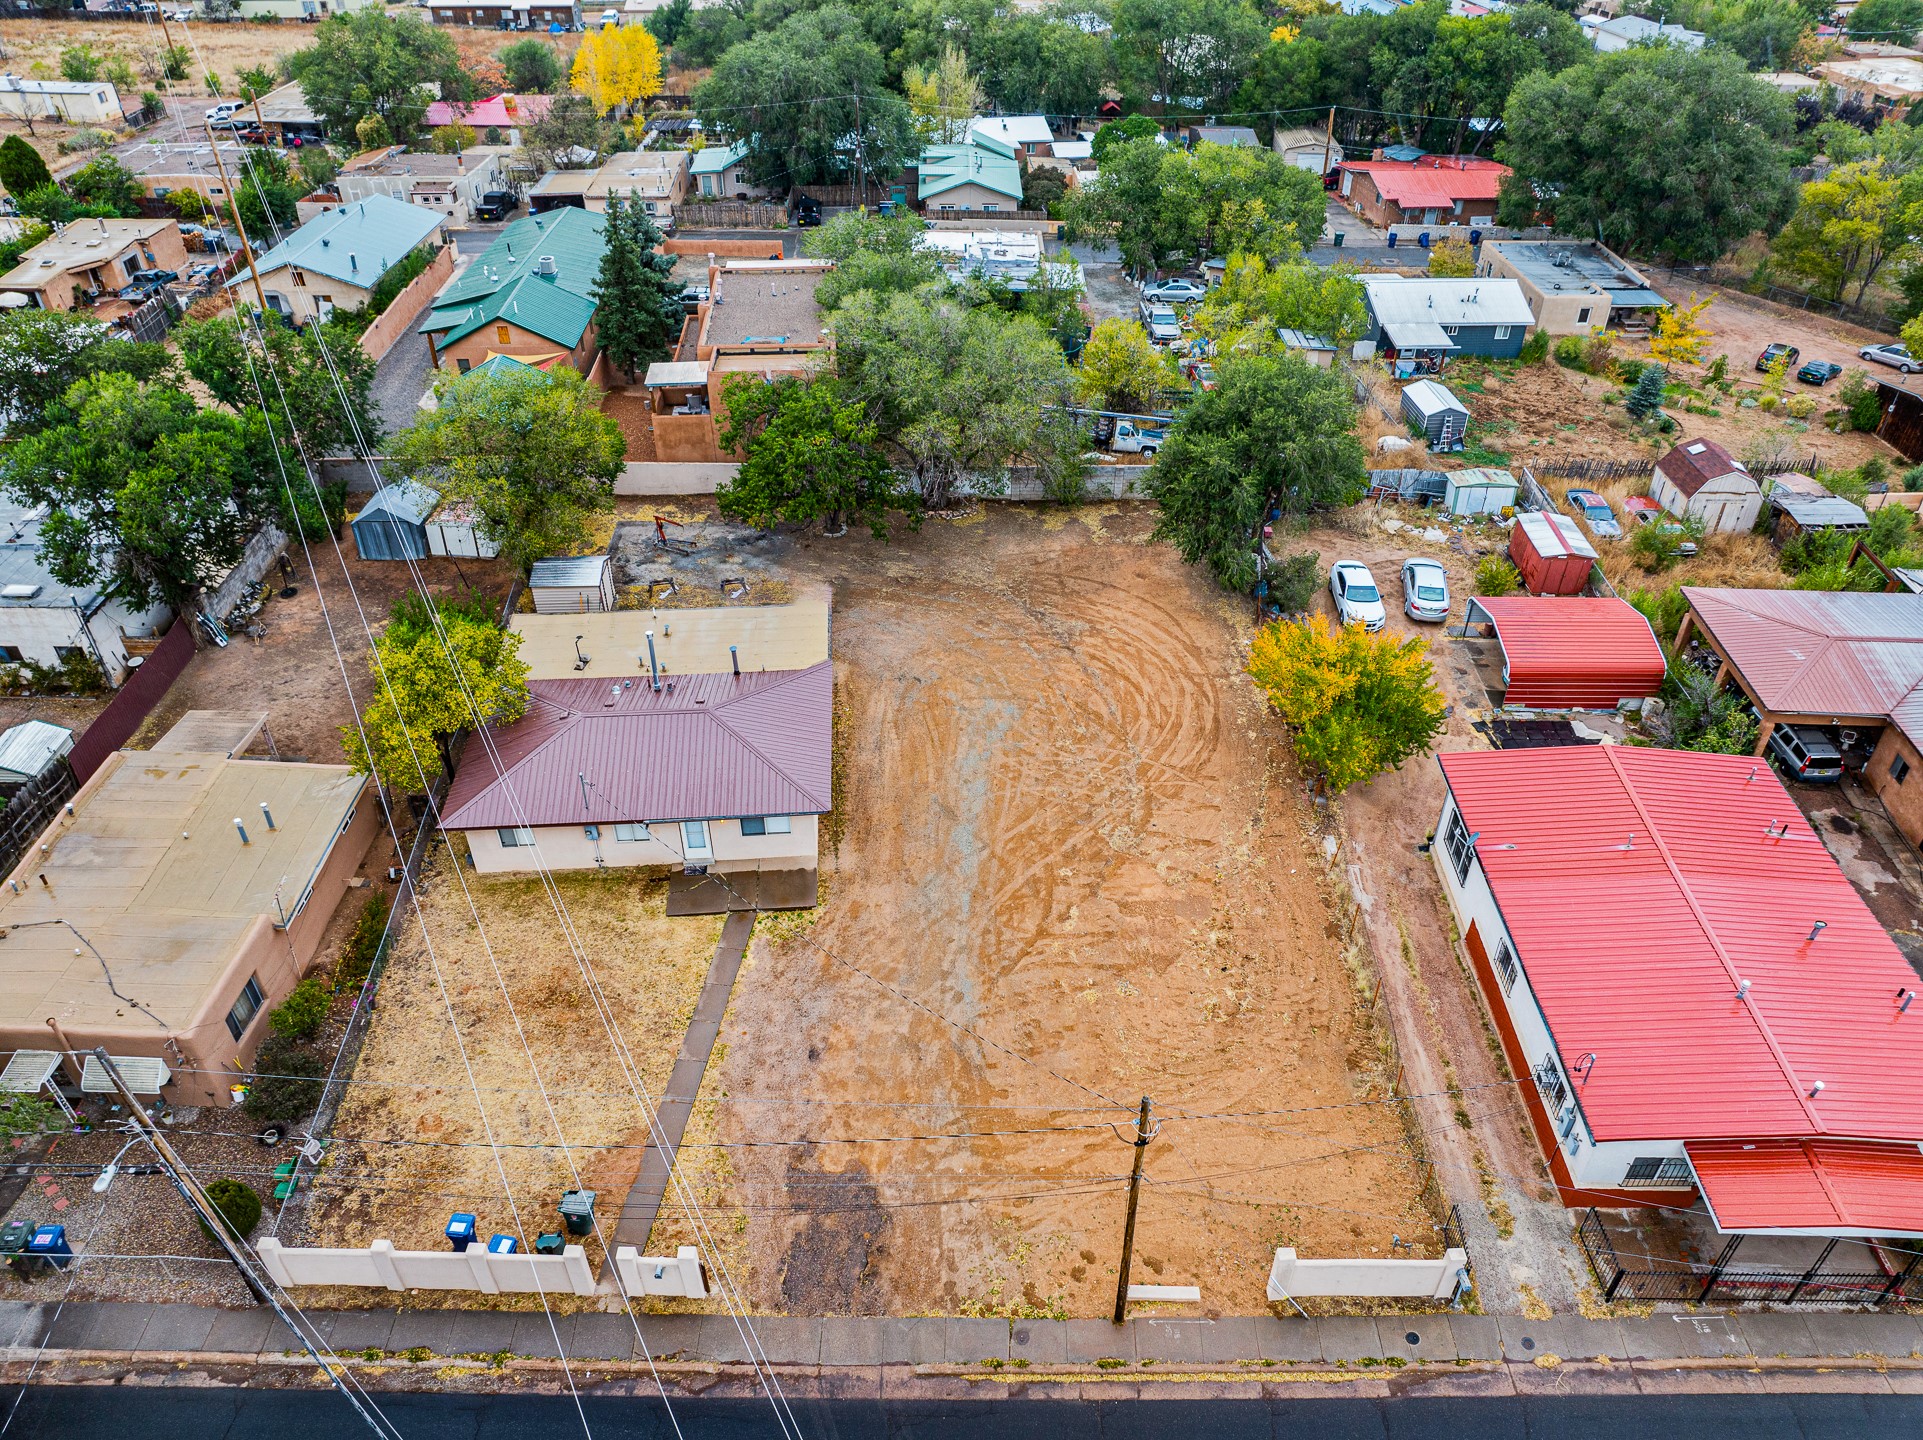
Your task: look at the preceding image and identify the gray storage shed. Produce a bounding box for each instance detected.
[350,481,440,563]
[529,555,616,614]
[0,719,71,792]
[1400,379,1469,451]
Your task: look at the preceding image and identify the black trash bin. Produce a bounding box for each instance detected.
[534,1232,566,1256]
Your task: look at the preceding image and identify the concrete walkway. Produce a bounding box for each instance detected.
[608,908,755,1256]
[5,1300,1920,1371]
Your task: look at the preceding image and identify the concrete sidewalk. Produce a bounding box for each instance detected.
[4,1301,1920,1370]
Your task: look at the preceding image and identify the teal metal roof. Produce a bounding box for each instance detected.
[917,136,1022,205]
[243,195,443,290]
[470,354,544,378]
[690,142,746,176]
[420,206,608,351]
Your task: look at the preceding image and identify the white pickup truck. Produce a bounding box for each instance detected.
[1108,420,1168,457]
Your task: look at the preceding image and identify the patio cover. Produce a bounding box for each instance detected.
[1381,319,1456,351]
[1687,1139,1923,1238]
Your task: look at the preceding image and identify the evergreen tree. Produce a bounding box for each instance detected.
[591,196,683,383]
[0,135,52,201]
[1626,363,1667,421]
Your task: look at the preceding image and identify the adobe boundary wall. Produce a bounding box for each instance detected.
[663,237,786,259]
[356,244,457,363]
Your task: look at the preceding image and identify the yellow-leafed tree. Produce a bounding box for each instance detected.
[571,25,662,116]
[1648,293,1713,367]
[1246,615,1446,791]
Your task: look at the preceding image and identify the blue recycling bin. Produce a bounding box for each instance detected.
[1386,231,1397,248]
[445,1213,477,1252]
[1468,229,1482,246]
[1418,231,1431,249]
[27,1223,72,1271]
[487,1233,518,1255]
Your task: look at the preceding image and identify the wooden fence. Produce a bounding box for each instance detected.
[66,621,194,783]
[673,200,787,229]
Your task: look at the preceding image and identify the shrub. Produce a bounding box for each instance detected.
[243,1036,326,1123]
[0,1093,64,1140]
[1553,335,1586,369]
[1861,456,1891,490]
[1628,511,1702,572]
[1706,354,1729,386]
[1758,393,1779,412]
[1582,331,1616,376]
[333,890,391,993]
[277,473,347,541]
[1474,554,1521,596]
[1518,329,1549,365]
[269,976,330,1041]
[1268,550,1320,614]
[1904,464,1923,493]
[1615,357,1646,386]
[1629,585,1689,646]
[1626,364,1667,421]
[201,1178,263,1241]
[1837,369,1882,432]
[1785,395,1818,419]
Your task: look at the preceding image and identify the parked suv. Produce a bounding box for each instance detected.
[1768,724,1844,784]
[1139,301,1181,344]
[473,191,518,222]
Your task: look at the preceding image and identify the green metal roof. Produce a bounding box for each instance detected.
[420,207,608,351]
[917,136,1023,205]
[690,141,746,176]
[470,354,544,378]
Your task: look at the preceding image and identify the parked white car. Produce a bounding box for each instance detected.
[1860,342,1921,374]
[1139,302,1181,344]
[205,101,243,125]
[1401,558,1450,622]
[1141,278,1207,303]
[1330,560,1386,632]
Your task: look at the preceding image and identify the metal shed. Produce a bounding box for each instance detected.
[529,555,616,614]
[425,499,502,559]
[1400,379,1469,451]
[0,719,71,790]
[1445,467,1518,517]
[350,481,440,563]
[1464,596,1666,710]
[1508,511,1597,596]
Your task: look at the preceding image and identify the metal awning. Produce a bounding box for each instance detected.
[1603,287,1668,309]
[1382,319,1456,351]
[0,1050,62,1092]
[643,360,710,388]
[1688,1139,1923,1238]
[80,1054,171,1096]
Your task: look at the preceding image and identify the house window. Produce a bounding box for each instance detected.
[1441,325,1459,336]
[456,358,472,374]
[983,203,998,212]
[681,819,712,859]
[497,826,535,847]
[1894,754,1912,784]
[739,816,792,837]
[1492,938,1519,993]
[293,271,306,287]
[1494,325,1512,340]
[613,822,649,842]
[53,646,84,664]
[0,646,20,664]
[1577,307,1591,324]
[1443,810,1476,883]
[225,974,265,1041]
[1622,1157,1694,1189]
[1533,1055,1569,1115]
[496,325,511,344]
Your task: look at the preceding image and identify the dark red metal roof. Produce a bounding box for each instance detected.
[1470,596,1666,709]
[1440,745,1923,1144]
[1687,1139,1923,1236]
[1657,438,1744,497]
[440,663,833,830]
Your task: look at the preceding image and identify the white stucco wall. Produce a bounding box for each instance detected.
[0,597,171,683]
[463,813,818,875]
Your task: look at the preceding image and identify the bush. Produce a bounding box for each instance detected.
[1785,395,1818,419]
[1706,354,1729,387]
[1629,585,1689,646]
[1903,464,1923,493]
[277,473,347,541]
[1518,329,1549,365]
[1553,335,1586,369]
[1628,511,1702,572]
[269,976,330,1041]
[1838,369,1883,432]
[1269,550,1320,614]
[1474,554,1521,596]
[333,890,391,993]
[243,1036,326,1123]
[1582,331,1616,375]
[1615,357,1646,386]
[200,1179,263,1241]
[1626,364,1667,421]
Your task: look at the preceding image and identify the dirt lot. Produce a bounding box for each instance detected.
[0,18,314,102]
[644,503,1441,1320]
[132,539,517,764]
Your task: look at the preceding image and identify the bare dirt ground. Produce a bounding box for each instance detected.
[665,503,1437,1320]
[132,540,517,764]
[0,694,111,736]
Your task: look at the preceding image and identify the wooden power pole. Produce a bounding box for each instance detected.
[205,122,270,318]
[1111,1095,1153,1325]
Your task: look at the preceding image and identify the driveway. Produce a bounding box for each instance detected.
[368,320,433,439]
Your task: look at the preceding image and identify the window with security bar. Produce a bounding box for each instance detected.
[1533,1056,1568,1114]
[1622,1157,1694,1189]
[1493,939,1520,993]
[1444,810,1476,883]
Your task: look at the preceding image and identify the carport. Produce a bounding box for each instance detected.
[1463,596,1667,709]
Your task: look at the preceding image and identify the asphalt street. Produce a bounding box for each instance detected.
[6,1390,1923,1439]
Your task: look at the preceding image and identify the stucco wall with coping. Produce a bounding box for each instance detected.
[463,813,818,875]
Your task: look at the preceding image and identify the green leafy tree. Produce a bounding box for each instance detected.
[591,197,683,382]
[1111,0,1268,111]
[0,221,50,277]
[0,135,53,200]
[341,604,529,786]
[804,209,945,308]
[1077,316,1181,412]
[0,310,172,436]
[59,45,101,83]
[693,7,918,189]
[500,38,565,93]
[391,365,623,576]
[64,156,143,217]
[715,374,915,535]
[972,10,1109,118]
[1,374,285,621]
[517,92,608,172]
[161,44,191,83]
[229,145,303,237]
[1148,353,1366,590]
[16,183,76,226]
[1848,0,1923,40]
[1498,45,1793,263]
[644,0,694,50]
[1773,158,1923,306]
[1268,550,1321,614]
[1092,113,1160,160]
[237,65,280,100]
[1246,615,1447,791]
[1191,254,1369,353]
[830,289,1078,508]
[176,311,379,458]
[286,9,470,143]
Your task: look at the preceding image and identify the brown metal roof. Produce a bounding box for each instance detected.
[440,663,833,830]
[1656,437,1745,497]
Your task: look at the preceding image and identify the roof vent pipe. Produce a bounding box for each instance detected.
[1899,988,1916,1013]
[234,817,250,846]
[730,644,739,677]
[260,803,275,831]
[646,630,659,692]
[1736,979,1751,999]
[1808,1080,1825,1098]
[1808,920,1827,941]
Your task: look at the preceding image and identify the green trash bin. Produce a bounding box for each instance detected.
[1,1219,34,1280]
[558,1189,597,1237]
[533,1232,566,1256]
[1331,231,1345,248]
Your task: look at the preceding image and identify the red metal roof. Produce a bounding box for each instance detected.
[1656,438,1745,497]
[1470,596,1665,709]
[440,664,833,830]
[1340,156,1508,209]
[1439,745,1923,1144]
[1688,1139,1923,1236]
[422,93,554,130]
[1685,589,1923,749]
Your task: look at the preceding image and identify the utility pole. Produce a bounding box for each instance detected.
[1111,1095,1153,1325]
[92,1051,392,1437]
[205,122,270,318]
[1324,105,1336,178]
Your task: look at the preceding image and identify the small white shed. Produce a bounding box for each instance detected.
[425,500,502,560]
[1445,467,1518,517]
[0,719,71,791]
[529,555,616,614]
[1651,437,1760,534]
[1400,379,1469,451]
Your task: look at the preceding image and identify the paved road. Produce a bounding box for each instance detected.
[8,1388,1923,1438]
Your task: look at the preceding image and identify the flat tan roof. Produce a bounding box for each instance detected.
[0,742,365,1033]
[149,710,267,757]
[0,218,175,290]
[586,149,689,200]
[509,599,829,680]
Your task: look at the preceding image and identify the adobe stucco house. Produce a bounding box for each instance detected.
[417,206,606,376]
[1651,438,1761,533]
